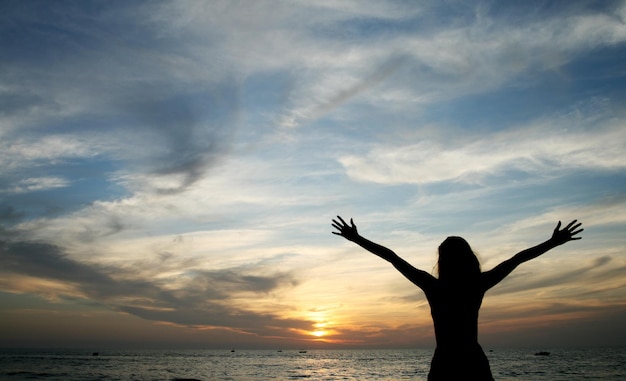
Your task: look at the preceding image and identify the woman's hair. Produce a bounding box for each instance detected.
[436,236,481,282]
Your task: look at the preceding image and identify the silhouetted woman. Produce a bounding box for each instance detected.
[331,216,583,381]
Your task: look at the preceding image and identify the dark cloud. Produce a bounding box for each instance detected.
[118,305,312,336]
[0,204,24,224]
[0,236,181,306]
[190,268,298,296]
[487,255,618,296]
[480,303,626,347]
[0,92,47,117]
[121,85,240,195]
[1,239,114,287]
[76,215,127,243]
[0,233,308,338]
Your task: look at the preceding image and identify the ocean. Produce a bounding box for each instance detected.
[0,347,624,380]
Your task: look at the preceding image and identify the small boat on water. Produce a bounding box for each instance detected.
[534,351,550,356]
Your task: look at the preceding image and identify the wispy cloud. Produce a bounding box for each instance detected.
[5,177,70,194]
[338,111,626,186]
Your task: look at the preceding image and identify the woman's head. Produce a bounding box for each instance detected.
[437,236,481,282]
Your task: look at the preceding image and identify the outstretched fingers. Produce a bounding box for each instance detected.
[332,215,348,235]
[561,219,584,241]
[332,216,346,228]
[551,219,584,245]
[331,215,359,241]
[331,222,341,235]
[568,220,584,240]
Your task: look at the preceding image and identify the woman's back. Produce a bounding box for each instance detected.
[426,280,485,348]
[425,279,493,380]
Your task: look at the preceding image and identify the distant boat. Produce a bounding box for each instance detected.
[535,351,550,356]
[230,350,235,353]
[299,350,307,353]
[92,352,99,356]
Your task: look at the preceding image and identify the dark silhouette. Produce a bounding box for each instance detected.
[331,216,583,381]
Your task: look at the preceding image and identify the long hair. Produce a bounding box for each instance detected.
[436,236,481,283]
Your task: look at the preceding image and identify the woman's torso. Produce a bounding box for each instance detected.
[425,279,486,348]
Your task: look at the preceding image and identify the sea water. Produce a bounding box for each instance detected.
[0,347,624,380]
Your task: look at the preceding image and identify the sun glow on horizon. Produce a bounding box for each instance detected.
[306,310,334,339]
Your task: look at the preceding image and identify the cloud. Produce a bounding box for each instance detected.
[117,83,240,195]
[0,232,308,337]
[488,255,621,297]
[337,113,626,186]
[0,135,102,171]
[5,177,70,194]
[0,205,24,224]
[0,239,117,292]
[117,305,312,337]
[190,269,298,295]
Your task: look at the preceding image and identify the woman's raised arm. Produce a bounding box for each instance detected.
[332,216,435,290]
[482,220,583,291]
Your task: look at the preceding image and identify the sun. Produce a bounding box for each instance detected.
[307,309,333,339]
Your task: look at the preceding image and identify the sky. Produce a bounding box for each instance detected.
[1,0,626,350]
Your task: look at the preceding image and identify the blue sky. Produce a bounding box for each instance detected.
[1,0,626,349]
